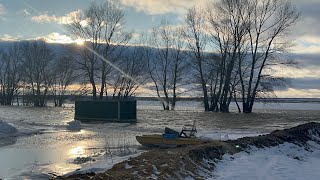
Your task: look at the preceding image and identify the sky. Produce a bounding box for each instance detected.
[0,0,319,98]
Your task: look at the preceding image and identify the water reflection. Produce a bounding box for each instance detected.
[0,103,319,179]
[0,130,104,179]
[0,137,17,148]
[69,146,86,157]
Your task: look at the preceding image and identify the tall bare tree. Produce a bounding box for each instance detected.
[0,43,23,105]
[21,41,55,107]
[206,0,250,112]
[52,53,79,107]
[238,0,300,113]
[110,46,148,99]
[146,19,188,110]
[178,0,300,112]
[184,7,211,111]
[66,1,132,100]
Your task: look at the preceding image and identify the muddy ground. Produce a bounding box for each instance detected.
[58,122,320,179]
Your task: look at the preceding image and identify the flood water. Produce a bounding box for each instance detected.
[0,101,320,179]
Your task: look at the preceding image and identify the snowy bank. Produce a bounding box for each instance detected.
[0,120,44,149]
[0,121,18,138]
[211,142,320,180]
[61,122,320,179]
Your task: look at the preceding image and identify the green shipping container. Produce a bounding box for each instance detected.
[74,100,137,122]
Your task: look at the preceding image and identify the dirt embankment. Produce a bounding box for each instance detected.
[59,122,320,180]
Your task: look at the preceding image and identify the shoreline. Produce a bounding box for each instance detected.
[1,108,319,178]
[60,122,320,179]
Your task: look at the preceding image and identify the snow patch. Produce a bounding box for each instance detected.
[198,130,264,141]
[207,142,320,180]
[0,120,18,138]
[125,163,133,169]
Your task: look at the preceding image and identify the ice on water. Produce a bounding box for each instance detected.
[0,102,319,179]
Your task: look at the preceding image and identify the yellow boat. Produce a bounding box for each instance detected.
[136,134,209,148]
[136,122,210,147]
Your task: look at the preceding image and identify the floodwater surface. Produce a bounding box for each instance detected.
[0,101,319,179]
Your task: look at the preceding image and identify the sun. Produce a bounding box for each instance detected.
[75,39,85,46]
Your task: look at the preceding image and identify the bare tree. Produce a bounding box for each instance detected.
[206,0,250,112]
[110,46,148,99]
[21,41,55,107]
[66,1,132,100]
[238,0,300,113]
[169,27,190,110]
[52,53,79,107]
[184,7,211,111]
[204,0,299,113]
[146,19,188,110]
[0,43,23,105]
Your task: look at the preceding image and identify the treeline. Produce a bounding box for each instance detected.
[0,0,300,113]
[0,41,81,107]
[66,0,299,113]
[0,41,147,107]
[180,0,300,113]
[149,0,299,113]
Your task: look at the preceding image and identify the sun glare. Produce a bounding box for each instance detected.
[69,146,86,156]
[75,39,85,46]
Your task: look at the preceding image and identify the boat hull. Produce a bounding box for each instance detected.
[136,135,209,147]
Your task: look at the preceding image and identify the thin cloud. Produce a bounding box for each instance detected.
[31,10,81,24]
[275,88,320,98]
[0,4,7,16]
[289,35,320,54]
[23,9,30,16]
[0,34,19,41]
[120,0,210,15]
[272,66,320,79]
[17,9,31,16]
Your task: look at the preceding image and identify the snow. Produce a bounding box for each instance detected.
[0,120,18,138]
[125,162,133,169]
[0,120,41,140]
[198,130,265,141]
[207,142,320,180]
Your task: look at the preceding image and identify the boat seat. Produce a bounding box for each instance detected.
[179,124,197,138]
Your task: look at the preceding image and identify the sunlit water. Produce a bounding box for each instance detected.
[0,101,319,179]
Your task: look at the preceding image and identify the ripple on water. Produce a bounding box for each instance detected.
[0,103,319,179]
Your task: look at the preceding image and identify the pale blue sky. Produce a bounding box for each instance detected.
[0,0,179,40]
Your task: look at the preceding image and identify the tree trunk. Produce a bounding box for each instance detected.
[242,102,253,113]
[100,62,107,100]
[171,96,176,111]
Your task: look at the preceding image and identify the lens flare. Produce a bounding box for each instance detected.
[22,0,168,107]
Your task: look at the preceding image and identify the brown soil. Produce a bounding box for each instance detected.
[57,122,320,180]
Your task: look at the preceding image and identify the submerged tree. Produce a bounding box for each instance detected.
[0,43,23,105]
[184,0,300,113]
[238,0,300,113]
[52,52,79,107]
[66,0,132,100]
[184,7,211,111]
[146,19,189,110]
[110,46,148,99]
[206,0,250,112]
[21,41,55,107]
